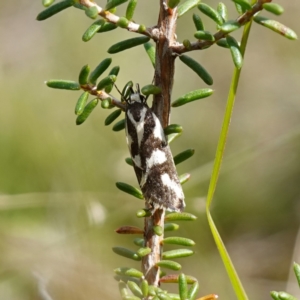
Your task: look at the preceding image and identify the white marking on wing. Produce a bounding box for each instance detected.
[161,173,184,200]
[140,173,147,188]
[142,150,167,188]
[152,113,167,144]
[126,131,133,150]
[132,154,141,168]
[127,107,147,148]
[147,149,167,169]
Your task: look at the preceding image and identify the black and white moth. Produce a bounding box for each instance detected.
[124,84,186,212]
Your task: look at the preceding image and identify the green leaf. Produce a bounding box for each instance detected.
[165,212,197,221]
[157,293,172,300]
[167,132,182,144]
[198,3,223,26]
[88,58,112,84]
[172,88,213,107]
[113,118,126,131]
[108,66,120,77]
[133,237,144,247]
[116,182,144,199]
[73,3,86,10]
[101,97,114,109]
[148,285,158,297]
[76,99,99,125]
[194,30,215,41]
[220,20,241,33]
[178,0,201,18]
[178,274,188,300]
[182,39,192,50]
[270,291,280,300]
[231,0,252,11]
[263,3,284,16]
[167,294,181,300]
[75,91,89,115]
[117,17,130,28]
[192,14,204,31]
[105,0,128,10]
[153,225,163,236]
[108,36,150,54]
[78,64,90,85]
[136,209,151,218]
[37,0,73,20]
[254,16,297,40]
[293,262,300,287]
[98,22,117,32]
[46,79,80,90]
[156,260,182,271]
[179,55,213,85]
[173,149,195,165]
[168,0,181,9]
[119,281,129,299]
[217,2,228,22]
[137,247,151,257]
[85,6,98,19]
[234,3,244,14]
[226,35,243,69]
[187,281,199,300]
[144,42,156,68]
[122,296,142,300]
[42,0,55,7]
[126,0,137,20]
[140,280,149,297]
[162,249,194,259]
[216,38,229,48]
[163,237,195,247]
[105,66,120,92]
[112,246,141,261]
[114,267,144,278]
[179,173,191,185]
[138,24,147,33]
[141,84,161,96]
[107,1,117,14]
[164,223,180,231]
[97,75,117,90]
[127,281,143,298]
[105,109,122,126]
[82,19,105,42]
[125,157,133,166]
[164,124,183,135]
[278,292,298,300]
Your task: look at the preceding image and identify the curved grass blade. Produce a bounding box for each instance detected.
[205,14,252,300]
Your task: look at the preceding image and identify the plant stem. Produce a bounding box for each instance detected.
[142,0,178,288]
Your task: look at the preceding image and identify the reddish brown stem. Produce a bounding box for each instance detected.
[142,1,178,288]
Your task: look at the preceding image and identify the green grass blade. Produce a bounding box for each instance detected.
[205,12,254,300]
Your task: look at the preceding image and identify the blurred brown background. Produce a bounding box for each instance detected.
[0,1,299,299]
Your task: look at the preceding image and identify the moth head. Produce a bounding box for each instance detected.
[127,84,146,105]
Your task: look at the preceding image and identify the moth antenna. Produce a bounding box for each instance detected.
[136,83,141,94]
[114,84,125,101]
[114,83,122,95]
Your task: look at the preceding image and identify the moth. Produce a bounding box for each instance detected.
[124,84,185,212]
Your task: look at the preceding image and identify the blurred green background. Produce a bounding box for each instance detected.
[0,1,299,299]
